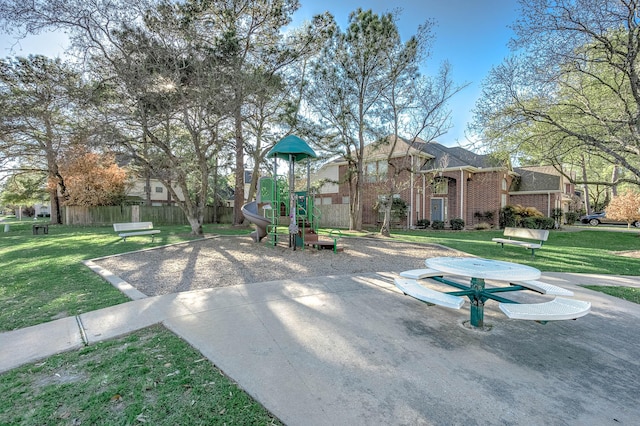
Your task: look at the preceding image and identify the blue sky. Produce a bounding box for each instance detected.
[0,0,520,147]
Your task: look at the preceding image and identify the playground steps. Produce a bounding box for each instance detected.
[301,229,343,252]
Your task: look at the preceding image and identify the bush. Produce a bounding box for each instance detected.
[474,222,492,230]
[450,218,465,230]
[499,205,519,228]
[474,210,495,224]
[416,219,430,229]
[431,220,445,230]
[522,216,555,229]
[551,207,563,221]
[565,211,580,224]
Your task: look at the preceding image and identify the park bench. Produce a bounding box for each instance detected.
[511,279,574,296]
[113,222,161,242]
[32,224,49,235]
[499,298,591,321]
[399,268,448,280]
[395,278,465,309]
[492,227,549,258]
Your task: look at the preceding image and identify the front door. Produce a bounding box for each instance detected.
[430,198,443,222]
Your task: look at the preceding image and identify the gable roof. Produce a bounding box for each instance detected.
[415,141,498,170]
[512,166,561,191]
[315,135,504,172]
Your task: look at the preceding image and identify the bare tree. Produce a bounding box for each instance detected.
[472,0,640,188]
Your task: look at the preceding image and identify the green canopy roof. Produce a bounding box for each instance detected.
[266,135,317,162]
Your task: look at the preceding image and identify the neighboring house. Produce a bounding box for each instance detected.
[509,165,581,221]
[313,136,580,228]
[127,178,185,206]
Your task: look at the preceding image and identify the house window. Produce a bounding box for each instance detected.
[322,197,332,205]
[431,178,448,194]
[378,162,387,180]
[155,186,164,193]
[502,179,507,191]
[365,161,387,183]
[342,196,350,204]
[501,193,507,207]
[365,162,377,183]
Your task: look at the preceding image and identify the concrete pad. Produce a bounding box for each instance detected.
[163,275,640,425]
[0,316,83,373]
[79,295,191,343]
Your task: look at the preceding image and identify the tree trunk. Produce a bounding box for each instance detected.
[581,154,592,214]
[186,215,203,235]
[233,114,245,225]
[49,187,62,225]
[380,201,392,237]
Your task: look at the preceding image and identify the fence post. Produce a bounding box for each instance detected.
[131,205,140,222]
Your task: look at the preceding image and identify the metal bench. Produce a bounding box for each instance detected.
[499,297,591,321]
[113,222,161,242]
[399,268,447,280]
[492,227,549,257]
[511,280,574,296]
[395,278,465,309]
[32,224,49,235]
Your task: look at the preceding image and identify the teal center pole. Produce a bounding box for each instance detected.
[470,277,485,328]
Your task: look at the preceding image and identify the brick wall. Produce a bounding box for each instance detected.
[334,165,521,228]
[509,193,562,217]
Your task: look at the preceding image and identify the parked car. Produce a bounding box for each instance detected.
[580,212,640,227]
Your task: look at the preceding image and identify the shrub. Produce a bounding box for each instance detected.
[450,218,465,230]
[416,219,430,229]
[565,212,580,224]
[499,205,519,228]
[474,222,492,230]
[431,220,445,230]
[522,216,555,229]
[474,210,495,224]
[551,207,563,221]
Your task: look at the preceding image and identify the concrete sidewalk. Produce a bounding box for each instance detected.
[2,271,640,424]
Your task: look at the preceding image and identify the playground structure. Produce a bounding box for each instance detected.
[240,135,342,252]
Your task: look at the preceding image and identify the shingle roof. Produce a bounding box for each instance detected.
[415,141,497,170]
[512,167,561,191]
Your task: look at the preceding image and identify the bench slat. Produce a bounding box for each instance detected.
[399,268,445,280]
[118,230,161,237]
[395,278,465,309]
[512,280,574,296]
[113,222,155,232]
[113,222,160,242]
[502,227,549,241]
[499,297,590,321]
[493,227,548,257]
[491,238,541,249]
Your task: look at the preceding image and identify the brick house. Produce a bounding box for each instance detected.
[313,136,580,228]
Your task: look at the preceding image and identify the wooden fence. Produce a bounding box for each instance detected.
[63,205,234,226]
[316,204,350,228]
[62,204,346,228]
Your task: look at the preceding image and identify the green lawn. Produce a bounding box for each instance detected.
[0,325,281,425]
[387,228,640,275]
[0,219,248,332]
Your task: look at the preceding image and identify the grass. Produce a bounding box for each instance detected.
[384,227,640,275]
[0,324,281,425]
[583,286,640,304]
[0,218,248,332]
